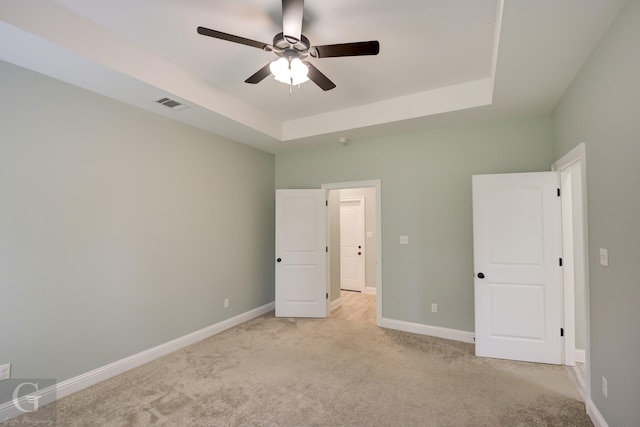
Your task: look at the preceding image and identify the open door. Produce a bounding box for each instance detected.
[275,189,327,318]
[472,172,563,364]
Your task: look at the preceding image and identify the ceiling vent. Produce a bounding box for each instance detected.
[155,97,189,111]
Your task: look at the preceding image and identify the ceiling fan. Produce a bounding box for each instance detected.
[197,0,380,91]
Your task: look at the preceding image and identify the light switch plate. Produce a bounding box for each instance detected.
[599,248,609,266]
[400,236,409,245]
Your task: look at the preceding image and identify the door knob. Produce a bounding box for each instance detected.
[276,258,282,263]
[477,272,485,279]
[358,245,362,249]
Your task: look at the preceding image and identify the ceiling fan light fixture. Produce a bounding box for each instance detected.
[270,56,309,86]
[197,0,380,91]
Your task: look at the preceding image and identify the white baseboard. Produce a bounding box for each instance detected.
[587,399,609,427]
[364,286,377,295]
[575,348,586,363]
[0,302,275,423]
[330,297,342,311]
[382,318,475,344]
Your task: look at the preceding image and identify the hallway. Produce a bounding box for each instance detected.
[331,290,376,325]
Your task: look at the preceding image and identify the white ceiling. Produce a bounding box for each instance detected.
[0,0,626,152]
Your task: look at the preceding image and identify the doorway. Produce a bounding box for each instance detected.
[322,180,382,326]
[552,143,589,394]
[471,143,589,371]
[340,196,365,292]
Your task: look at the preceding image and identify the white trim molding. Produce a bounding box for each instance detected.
[330,297,343,311]
[364,286,377,295]
[382,318,475,344]
[0,302,275,423]
[587,399,609,427]
[575,349,586,364]
[552,142,591,400]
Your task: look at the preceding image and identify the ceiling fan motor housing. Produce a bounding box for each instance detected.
[273,32,310,54]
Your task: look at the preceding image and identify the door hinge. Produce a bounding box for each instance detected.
[557,188,561,197]
[326,200,328,206]
[326,246,328,253]
[559,257,563,267]
[326,293,329,300]
[560,328,564,337]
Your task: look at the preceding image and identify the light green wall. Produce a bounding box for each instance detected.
[327,189,341,302]
[551,0,640,424]
[277,116,553,331]
[0,61,275,405]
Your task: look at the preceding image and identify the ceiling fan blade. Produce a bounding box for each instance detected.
[197,26,268,50]
[245,64,272,84]
[313,41,380,58]
[305,63,336,91]
[282,0,304,43]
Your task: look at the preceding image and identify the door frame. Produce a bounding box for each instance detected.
[559,168,577,366]
[552,143,590,394]
[322,180,382,327]
[339,196,366,292]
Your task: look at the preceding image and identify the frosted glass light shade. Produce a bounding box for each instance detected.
[290,58,309,84]
[270,58,289,81]
[270,57,309,85]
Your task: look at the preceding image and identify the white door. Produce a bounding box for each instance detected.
[472,172,563,364]
[275,189,327,318]
[340,198,365,292]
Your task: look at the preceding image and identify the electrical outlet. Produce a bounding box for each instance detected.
[602,376,608,398]
[431,303,438,313]
[599,248,609,266]
[224,298,230,308]
[0,364,10,381]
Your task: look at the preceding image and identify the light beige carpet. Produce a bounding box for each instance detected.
[3,313,592,426]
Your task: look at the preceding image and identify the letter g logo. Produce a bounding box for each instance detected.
[12,382,41,413]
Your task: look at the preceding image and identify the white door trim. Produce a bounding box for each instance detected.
[552,143,590,395]
[322,180,382,327]
[559,168,577,366]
